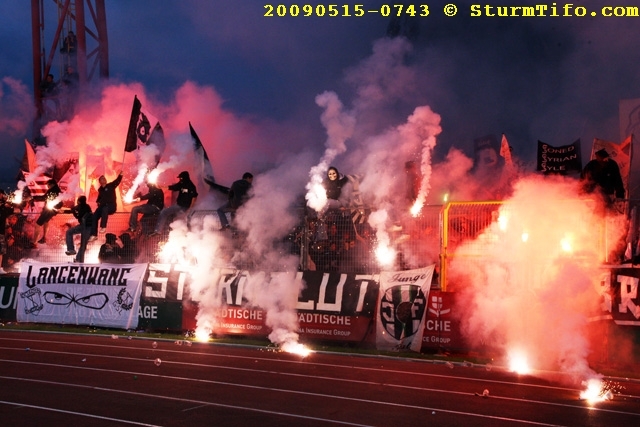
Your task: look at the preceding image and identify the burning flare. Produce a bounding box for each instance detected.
[123,166,149,204]
[410,198,424,217]
[508,348,531,375]
[46,198,60,210]
[375,243,396,267]
[194,326,212,342]
[281,340,313,357]
[579,378,614,404]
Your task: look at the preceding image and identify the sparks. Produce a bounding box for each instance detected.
[579,378,614,405]
[281,341,312,357]
[10,191,22,204]
[46,198,60,210]
[410,199,423,217]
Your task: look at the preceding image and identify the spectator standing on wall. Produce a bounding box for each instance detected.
[33,179,63,245]
[90,173,123,240]
[64,195,93,263]
[150,171,198,236]
[217,172,253,230]
[581,148,625,209]
[126,181,164,233]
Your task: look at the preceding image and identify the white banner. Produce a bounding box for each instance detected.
[376,265,435,352]
[17,262,147,330]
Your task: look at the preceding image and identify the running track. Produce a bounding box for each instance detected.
[1,330,639,426]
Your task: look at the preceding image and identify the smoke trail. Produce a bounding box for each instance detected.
[305,91,355,212]
[234,152,312,348]
[156,208,238,342]
[163,151,313,348]
[402,106,442,216]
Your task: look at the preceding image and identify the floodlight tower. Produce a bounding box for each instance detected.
[31,0,109,130]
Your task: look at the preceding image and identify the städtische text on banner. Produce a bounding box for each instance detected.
[17,261,147,330]
[376,265,435,352]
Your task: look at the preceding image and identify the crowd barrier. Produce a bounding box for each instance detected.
[1,200,623,291]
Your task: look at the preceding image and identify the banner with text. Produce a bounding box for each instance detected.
[376,266,435,352]
[178,269,380,342]
[599,267,640,326]
[17,262,147,329]
[420,291,465,352]
[536,139,582,175]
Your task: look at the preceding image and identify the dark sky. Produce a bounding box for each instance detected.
[1,0,640,187]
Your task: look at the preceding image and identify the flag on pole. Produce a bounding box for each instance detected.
[189,122,216,188]
[536,139,582,175]
[499,133,513,168]
[54,152,79,201]
[23,171,51,198]
[124,95,159,152]
[86,154,105,180]
[346,174,367,224]
[147,122,166,167]
[23,139,37,172]
[497,134,517,197]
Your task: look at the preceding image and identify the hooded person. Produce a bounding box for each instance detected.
[126,180,165,233]
[324,166,353,210]
[581,148,625,207]
[90,172,123,239]
[33,178,63,245]
[64,195,93,263]
[217,172,253,230]
[150,171,198,236]
[98,233,120,263]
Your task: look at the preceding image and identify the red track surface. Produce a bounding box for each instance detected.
[1,330,639,426]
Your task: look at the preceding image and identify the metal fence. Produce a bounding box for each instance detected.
[4,200,621,290]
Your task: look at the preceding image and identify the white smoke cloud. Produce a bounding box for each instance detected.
[233,152,312,347]
[305,91,355,212]
[164,150,313,348]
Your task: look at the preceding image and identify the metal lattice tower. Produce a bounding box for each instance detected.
[31,0,108,131]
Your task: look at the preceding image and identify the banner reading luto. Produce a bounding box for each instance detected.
[17,262,147,329]
[376,265,435,352]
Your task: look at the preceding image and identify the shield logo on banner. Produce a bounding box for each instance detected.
[379,284,427,340]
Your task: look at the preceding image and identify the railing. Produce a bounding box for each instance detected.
[4,200,619,290]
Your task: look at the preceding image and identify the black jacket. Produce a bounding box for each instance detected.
[97,174,123,207]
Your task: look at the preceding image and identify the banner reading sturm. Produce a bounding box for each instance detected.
[376,265,435,352]
[17,262,147,329]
